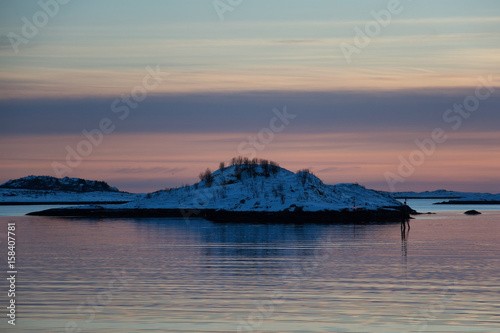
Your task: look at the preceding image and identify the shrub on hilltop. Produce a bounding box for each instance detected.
[199,168,214,187]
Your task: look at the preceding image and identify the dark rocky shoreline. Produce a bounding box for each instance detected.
[27,205,412,223]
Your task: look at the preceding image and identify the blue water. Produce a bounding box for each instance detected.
[399,198,500,213]
[0,204,499,332]
[0,204,84,217]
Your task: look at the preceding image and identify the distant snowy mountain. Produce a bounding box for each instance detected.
[0,176,119,192]
[122,164,402,212]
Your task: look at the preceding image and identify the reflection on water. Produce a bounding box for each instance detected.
[0,212,499,332]
[401,220,410,258]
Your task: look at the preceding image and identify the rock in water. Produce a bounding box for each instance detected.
[464,210,481,215]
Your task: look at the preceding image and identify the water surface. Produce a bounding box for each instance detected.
[0,211,499,332]
[399,198,500,213]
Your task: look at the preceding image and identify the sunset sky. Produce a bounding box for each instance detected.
[1,0,499,193]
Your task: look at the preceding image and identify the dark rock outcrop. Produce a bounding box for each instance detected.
[464,210,481,215]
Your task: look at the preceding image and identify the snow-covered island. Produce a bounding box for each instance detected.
[391,189,500,204]
[0,176,139,205]
[391,190,467,199]
[29,160,411,223]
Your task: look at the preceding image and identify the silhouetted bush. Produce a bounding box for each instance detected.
[297,168,314,186]
[297,168,314,175]
[231,156,244,166]
[199,168,214,187]
[227,156,281,177]
[269,161,279,174]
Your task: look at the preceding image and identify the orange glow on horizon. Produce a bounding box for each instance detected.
[1,132,499,193]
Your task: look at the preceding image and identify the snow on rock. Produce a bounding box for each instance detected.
[0,188,140,203]
[391,190,500,201]
[0,176,140,203]
[121,164,402,212]
[0,175,120,192]
[391,189,467,198]
[449,193,500,202]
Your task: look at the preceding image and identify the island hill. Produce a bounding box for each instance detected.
[0,175,138,205]
[27,158,412,223]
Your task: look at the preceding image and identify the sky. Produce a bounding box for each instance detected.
[0,0,499,193]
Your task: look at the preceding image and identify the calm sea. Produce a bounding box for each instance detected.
[0,202,499,332]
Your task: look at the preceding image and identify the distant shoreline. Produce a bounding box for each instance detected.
[393,196,463,199]
[0,201,130,206]
[434,200,500,205]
